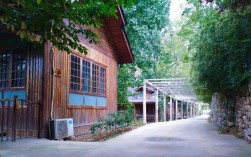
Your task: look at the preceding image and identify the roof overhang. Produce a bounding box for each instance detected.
[105,6,134,64]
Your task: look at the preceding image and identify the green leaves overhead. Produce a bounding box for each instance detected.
[124,0,171,80]
[0,0,132,54]
[181,1,251,103]
[118,0,171,105]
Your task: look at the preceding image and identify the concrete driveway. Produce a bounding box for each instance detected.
[1,115,251,157]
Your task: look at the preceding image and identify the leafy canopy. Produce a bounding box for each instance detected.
[118,0,171,106]
[181,0,251,103]
[0,0,133,54]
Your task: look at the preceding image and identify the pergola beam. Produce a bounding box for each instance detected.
[142,78,202,124]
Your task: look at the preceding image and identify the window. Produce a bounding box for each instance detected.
[70,55,81,90]
[11,52,26,87]
[99,67,106,96]
[0,53,10,88]
[92,63,99,94]
[0,49,26,89]
[82,60,91,92]
[70,55,106,96]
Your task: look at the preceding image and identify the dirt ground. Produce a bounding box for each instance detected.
[70,127,136,142]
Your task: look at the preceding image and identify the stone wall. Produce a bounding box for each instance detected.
[210,92,251,142]
[235,96,251,141]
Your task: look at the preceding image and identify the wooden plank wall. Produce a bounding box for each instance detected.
[0,41,44,138]
[42,26,119,136]
[26,46,44,136]
[42,42,69,137]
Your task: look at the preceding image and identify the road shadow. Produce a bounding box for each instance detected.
[145,136,185,142]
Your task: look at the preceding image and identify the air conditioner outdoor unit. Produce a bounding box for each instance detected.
[50,118,74,140]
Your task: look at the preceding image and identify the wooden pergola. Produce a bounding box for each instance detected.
[143,78,202,124]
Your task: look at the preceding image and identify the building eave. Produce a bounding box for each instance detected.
[104,6,134,64]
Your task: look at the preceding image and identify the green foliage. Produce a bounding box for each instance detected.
[0,0,133,54]
[181,1,251,103]
[123,0,171,80]
[118,0,171,106]
[158,22,193,78]
[90,110,134,134]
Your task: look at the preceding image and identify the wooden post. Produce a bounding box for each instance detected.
[196,104,198,116]
[190,103,192,117]
[169,97,173,121]
[155,90,159,122]
[143,81,147,124]
[194,104,198,116]
[163,95,166,121]
[193,103,195,117]
[175,99,178,120]
[186,102,188,118]
[13,95,18,142]
[181,101,183,119]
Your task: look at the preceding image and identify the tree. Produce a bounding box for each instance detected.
[156,20,193,79]
[181,0,251,103]
[118,0,171,105]
[124,0,171,80]
[0,0,133,54]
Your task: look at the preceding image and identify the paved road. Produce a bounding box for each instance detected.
[1,115,251,157]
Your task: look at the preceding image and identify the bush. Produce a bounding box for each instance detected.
[90,110,134,134]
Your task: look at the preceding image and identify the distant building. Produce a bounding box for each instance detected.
[128,86,160,122]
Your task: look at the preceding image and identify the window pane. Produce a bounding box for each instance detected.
[11,49,26,87]
[99,67,106,95]
[70,55,80,90]
[0,51,10,88]
[82,59,91,92]
[92,64,99,94]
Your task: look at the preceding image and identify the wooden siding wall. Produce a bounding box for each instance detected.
[42,42,69,137]
[26,47,44,135]
[43,26,118,136]
[0,42,44,137]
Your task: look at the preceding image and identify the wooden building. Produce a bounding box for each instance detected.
[128,86,160,122]
[0,7,134,139]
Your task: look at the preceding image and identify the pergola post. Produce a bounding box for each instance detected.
[155,90,159,122]
[141,78,200,121]
[186,102,188,118]
[195,104,197,116]
[194,104,196,116]
[163,95,166,121]
[193,103,195,117]
[143,80,147,124]
[169,97,173,121]
[190,103,192,117]
[191,103,194,117]
[181,101,183,119]
[196,104,199,116]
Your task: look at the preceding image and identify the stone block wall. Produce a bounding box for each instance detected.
[235,96,251,141]
[210,92,251,142]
